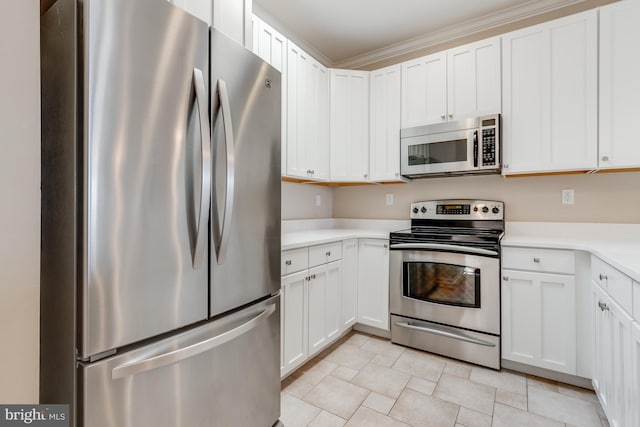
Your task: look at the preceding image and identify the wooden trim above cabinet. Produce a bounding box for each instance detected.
[281,176,408,186]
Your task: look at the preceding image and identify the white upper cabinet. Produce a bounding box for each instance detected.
[251,15,287,174]
[502,10,598,174]
[447,37,501,121]
[599,0,640,169]
[330,69,370,182]
[401,51,447,128]
[285,41,329,181]
[251,15,286,71]
[401,36,500,128]
[212,0,251,46]
[369,64,403,182]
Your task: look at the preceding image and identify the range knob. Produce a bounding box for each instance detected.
[482,206,489,213]
[412,207,419,214]
[492,207,500,214]
[473,206,479,212]
[421,207,427,213]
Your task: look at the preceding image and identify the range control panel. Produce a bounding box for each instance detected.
[411,200,504,220]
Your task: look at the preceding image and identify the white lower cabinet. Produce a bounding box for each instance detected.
[341,239,358,329]
[308,261,343,357]
[591,253,636,427]
[281,242,344,377]
[632,321,640,427]
[281,270,308,377]
[502,269,576,374]
[357,239,390,330]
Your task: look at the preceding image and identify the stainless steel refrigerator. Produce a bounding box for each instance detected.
[40,0,282,426]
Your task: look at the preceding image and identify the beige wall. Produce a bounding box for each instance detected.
[282,181,334,220]
[0,0,40,403]
[333,172,640,223]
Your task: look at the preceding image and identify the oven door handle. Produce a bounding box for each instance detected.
[394,321,496,347]
[389,243,497,256]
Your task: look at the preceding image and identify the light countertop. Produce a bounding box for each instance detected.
[281,219,640,282]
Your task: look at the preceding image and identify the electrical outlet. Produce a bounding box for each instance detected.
[386,194,394,206]
[315,194,321,207]
[562,189,574,205]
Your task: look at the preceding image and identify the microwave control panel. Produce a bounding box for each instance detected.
[479,115,500,169]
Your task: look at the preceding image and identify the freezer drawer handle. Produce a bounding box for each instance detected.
[111,304,276,380]
[212,79,236,265]
[191,68,212,269]
[394,321,496,347]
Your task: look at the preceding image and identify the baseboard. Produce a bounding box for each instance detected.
[353,323,390,339]
[501,359,593,390]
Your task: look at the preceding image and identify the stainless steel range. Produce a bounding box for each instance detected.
[389,199,504,369]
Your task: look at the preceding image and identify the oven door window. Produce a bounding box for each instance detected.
[403,261,480,308]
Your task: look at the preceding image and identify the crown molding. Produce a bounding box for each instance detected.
[333,0,588,69]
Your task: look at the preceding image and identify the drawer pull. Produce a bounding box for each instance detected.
[598,301,609,312]
[285,260,292,266]
[533,257,540,263]
[599,273,608,281]
[311,274,316,279]
[326,251,331,257]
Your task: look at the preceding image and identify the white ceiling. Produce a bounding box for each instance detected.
[253,0,587,67]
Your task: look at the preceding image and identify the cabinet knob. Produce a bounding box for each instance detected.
[599,273,608,281]
[598,301,609,312]
[312,274,316,279]
[383,244,388,248]
[326,251,331,257]
[285,260,292,266]
[395,172,399,177]
[364,173,368,178]
[533,257,540,263]
[502,276,509,281]
[448,113,453,118]
[602,156,609,162]
[503,163,509,169]
[440,114,446,119]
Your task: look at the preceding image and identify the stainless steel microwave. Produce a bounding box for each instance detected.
[400,114,501,178]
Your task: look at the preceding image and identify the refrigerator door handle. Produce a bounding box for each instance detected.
[213,79,235,265]
[111,303,276,380]
[192,68,212,269]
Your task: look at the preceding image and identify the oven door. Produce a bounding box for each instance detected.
[400,128,476,176]
[389,246,500,335]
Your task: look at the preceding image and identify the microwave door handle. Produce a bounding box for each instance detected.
[473,130,479,168]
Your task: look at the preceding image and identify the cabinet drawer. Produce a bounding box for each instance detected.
[591,255,633,314]
[633,281,639,322]
[309,242,342,267]
[281,248,308,275]
[502,247,575,274]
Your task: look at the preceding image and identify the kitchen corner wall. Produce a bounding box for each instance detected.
[333,171,640,223]
[0,0,40,404]
[282,181,334,220]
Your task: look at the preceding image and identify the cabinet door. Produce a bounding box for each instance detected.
[255,19,285,72]
[502,10,597,174]
[286,41,311,179]
[308,261,343,357]
[342,239,358,329]
[357,239,389,330]
[282,270,308,377]
[401,52,447,127]
[599,0,640,169]
[212,0,250,46]
[593,282,612,417]
[308,60,330,180]
[447,37,501,121]
[330,69,370,182]
[502,270,576,374]
[632,321,640,427]
[370,64,402,182]
[609,298,633,427]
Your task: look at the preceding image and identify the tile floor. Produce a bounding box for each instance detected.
[280,332,608,427]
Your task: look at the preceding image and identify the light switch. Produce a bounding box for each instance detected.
[562,189,574,205]
[315,194,321,207]
[386,194,394,206]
